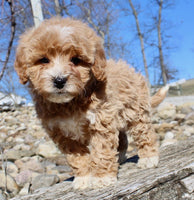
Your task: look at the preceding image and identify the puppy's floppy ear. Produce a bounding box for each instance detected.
[14,27,36,84]
[91,39,106,82]
[14,46,29,84]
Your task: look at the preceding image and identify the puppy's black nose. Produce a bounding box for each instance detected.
[53,76,67,89]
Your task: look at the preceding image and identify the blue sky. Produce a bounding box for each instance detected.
[1,0,194,101]
[109,0,194,84]
[169,1,194,80]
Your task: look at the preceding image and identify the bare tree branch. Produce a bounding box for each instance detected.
[75,0,105,40]
[128,0,150,87]
[157,0,167,85]
[0,0,16,81]
[54,0,63,16]
[61,1,74,17]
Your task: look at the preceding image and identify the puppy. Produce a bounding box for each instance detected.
[14,17,167,189]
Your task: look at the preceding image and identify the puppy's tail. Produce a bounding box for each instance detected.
[151,85,169,108]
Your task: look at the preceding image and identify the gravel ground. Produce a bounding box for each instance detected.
[163,95,194,106]
[0,95,194,199]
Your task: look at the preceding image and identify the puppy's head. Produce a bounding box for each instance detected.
[15,17,106,103]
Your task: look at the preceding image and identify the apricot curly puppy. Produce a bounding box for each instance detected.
[14,17,168,189]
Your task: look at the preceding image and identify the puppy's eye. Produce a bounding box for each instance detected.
[39,57,50,64]
[71,57,81,65]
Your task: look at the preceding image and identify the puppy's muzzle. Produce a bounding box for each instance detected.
[53,76,67,89]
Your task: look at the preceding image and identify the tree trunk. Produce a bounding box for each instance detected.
[157,0,167,85]
[128,0,150,88]
[54,0,62,16]
[30,0,44,27]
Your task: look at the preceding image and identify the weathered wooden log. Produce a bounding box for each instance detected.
[11,139,194,200]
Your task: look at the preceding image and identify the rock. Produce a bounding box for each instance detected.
[18,183,30,196]
[46,168,59,175]
[52,165,71,174]
[161,139,177,147]
[14,138,25,144]
[174,113,185,122]
[151,115,160,123]
[36,141,61,158]
[42,161,56,169]
[4,116,18,125]
[13,144,31,151]
[0,194,6,200]
[164,131,174,140]
[47,156,68,166]
[57,173,71,182]
[185,112,194,121]
[157,103,176,119]
[177,102,194,114]
[15,156,44,173]
[30,174,59,192]
[4,150,23,161]
[46,165,71,176]
[4,149,34,161]
[183,126,194,137]
[15,170,32,187]
[0,132,7,142]
[31,130,46,139]
[185,112,194,125]
[0,171,19,195]
[6,162,18,178]
[180,174,194,194]
[185,120,194,125]
[154,123,175,133]
[161,130,177,147]
[15,126,27,133]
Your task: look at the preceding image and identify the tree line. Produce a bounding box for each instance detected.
[0,0,177,96]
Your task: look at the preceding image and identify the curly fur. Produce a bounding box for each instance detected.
[14,17,167,189]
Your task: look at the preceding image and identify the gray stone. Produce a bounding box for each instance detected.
[0,171,19,195]
[185,112,194,121]
[6,162,18,178]
[0,193,6,200]
[183,126,194,137]
[4,149,34,161]
[36,141,61,158]
[18,183,30,196]
[157,103,176,119]
[164,131,174,140]
[15,156,44,173]
[161,139,177,147]
[15,170,32,187]
[178,103,194,114]
[31,174,59,191]
[180,174,194,193]
[52,165,71,173]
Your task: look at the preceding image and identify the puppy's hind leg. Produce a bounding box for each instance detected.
[130,115,159,169]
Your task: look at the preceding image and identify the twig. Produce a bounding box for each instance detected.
[75,0,105,39]
[0,145,8,196]
[0,0,16,81]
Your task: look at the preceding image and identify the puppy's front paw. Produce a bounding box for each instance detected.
[90,175,117,188]
[73,175,91,190]
[137,156,159,169]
